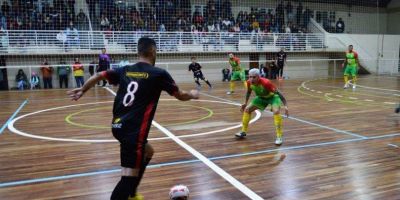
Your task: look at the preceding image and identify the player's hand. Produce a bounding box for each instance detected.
[240,104,247,112]
[283,106,289,117]
[190,89,199,99]
[67,88,84,101]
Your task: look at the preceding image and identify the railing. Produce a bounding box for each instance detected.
[0,30,325,54]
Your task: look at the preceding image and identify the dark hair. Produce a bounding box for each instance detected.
[349,45,353,47]
[138,37,156,57]
[191,56,196,60]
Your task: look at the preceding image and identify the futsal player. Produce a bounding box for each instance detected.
[227,53,247,95]
[188,56,212,89]
[236,68,289,145]
[276,48,287,80]
[395,104,400,113]
[342,45,359,89]
[67,37,199,200]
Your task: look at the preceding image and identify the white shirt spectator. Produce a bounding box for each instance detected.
[285,26,291,33]
[56,31,67,43]
[222,19,231,27]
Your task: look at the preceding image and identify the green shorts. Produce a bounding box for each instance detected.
[230,70,246,81]
[344,66,357,77]
[250,94,282,110]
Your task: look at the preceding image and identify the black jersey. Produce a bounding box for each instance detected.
[102,62,179,136]
[276,52,287,65]
[188,62,203,76]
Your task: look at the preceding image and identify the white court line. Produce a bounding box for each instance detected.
[388,144,399,148]
[335,95,343,98]
[384,102,396,105]
[348,97,358,100]
[201,92,367,139]
[106,87,263,199]
[152,121,263,200]
[364,99,374,102]
[7,99,261,143]
[348,81,400,93]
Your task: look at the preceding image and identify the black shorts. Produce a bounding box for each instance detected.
[277,62,284,68]
[194,72,205,80]
[112,128,148,168]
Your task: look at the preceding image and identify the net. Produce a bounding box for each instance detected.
[0,0,398,90]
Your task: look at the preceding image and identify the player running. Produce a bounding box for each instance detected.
[188,56,212,89]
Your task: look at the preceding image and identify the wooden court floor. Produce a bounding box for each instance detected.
[0,75,399,200]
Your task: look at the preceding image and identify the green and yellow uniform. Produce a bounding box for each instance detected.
[241,78,283,139]
[344,51,358,77]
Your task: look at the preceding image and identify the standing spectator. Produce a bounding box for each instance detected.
[296,2,303,26]
[286,1,294,23]
[40,59,53,89]
[97,48,110,86]
[30,71,40,90]
[88,59,97,76]
[15,69,28,90]
[72,58,84,87]
[276,48,287,80]
[76,9,88,30]
[336,18,345,33]
[57,59,70,88]
[222,66,230,82]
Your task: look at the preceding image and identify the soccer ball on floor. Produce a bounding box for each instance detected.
[169,184,190,200]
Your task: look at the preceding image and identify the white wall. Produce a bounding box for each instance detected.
[327,33,400,74]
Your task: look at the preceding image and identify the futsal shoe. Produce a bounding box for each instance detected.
[235,132,247,138]
[226,91,234,95]
[128,193,144,200]
[275,137,283,145]
[395,106,400,113]
[343,84,349,89]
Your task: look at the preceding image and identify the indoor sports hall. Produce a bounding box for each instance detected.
[0,0,399,199]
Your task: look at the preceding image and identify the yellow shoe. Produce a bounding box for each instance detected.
[128,193,144,200]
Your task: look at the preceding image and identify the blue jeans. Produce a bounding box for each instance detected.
[75,76,84,87]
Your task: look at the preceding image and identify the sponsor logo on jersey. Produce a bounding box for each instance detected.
[126,72,149,79]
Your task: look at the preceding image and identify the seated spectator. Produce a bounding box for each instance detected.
[15,69,28,90]
[336,18,345,33]
[65,22,80,49]
[222,66,230,82]
[30,72,40,90]
[100,15,110,30]
[56,31,67,51]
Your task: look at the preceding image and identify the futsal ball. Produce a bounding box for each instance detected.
[169,184,190,200]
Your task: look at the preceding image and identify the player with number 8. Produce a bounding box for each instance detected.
[67,37,199,200]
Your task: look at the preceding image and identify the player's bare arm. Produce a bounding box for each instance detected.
[174,89,199,101]
[276,90,289,117]
[241,88,252,112]
[67,72,106,101]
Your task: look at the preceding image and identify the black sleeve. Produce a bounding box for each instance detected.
[188,64,192,71]
[102,67,123,85]
[161,70,179,96]
[197,63,202,69]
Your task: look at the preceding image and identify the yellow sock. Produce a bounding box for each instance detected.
[274,114,283,138]
[344,75,348,84]
[230,81,235,92]
[352,76,357,85]
[241,112,251,132]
